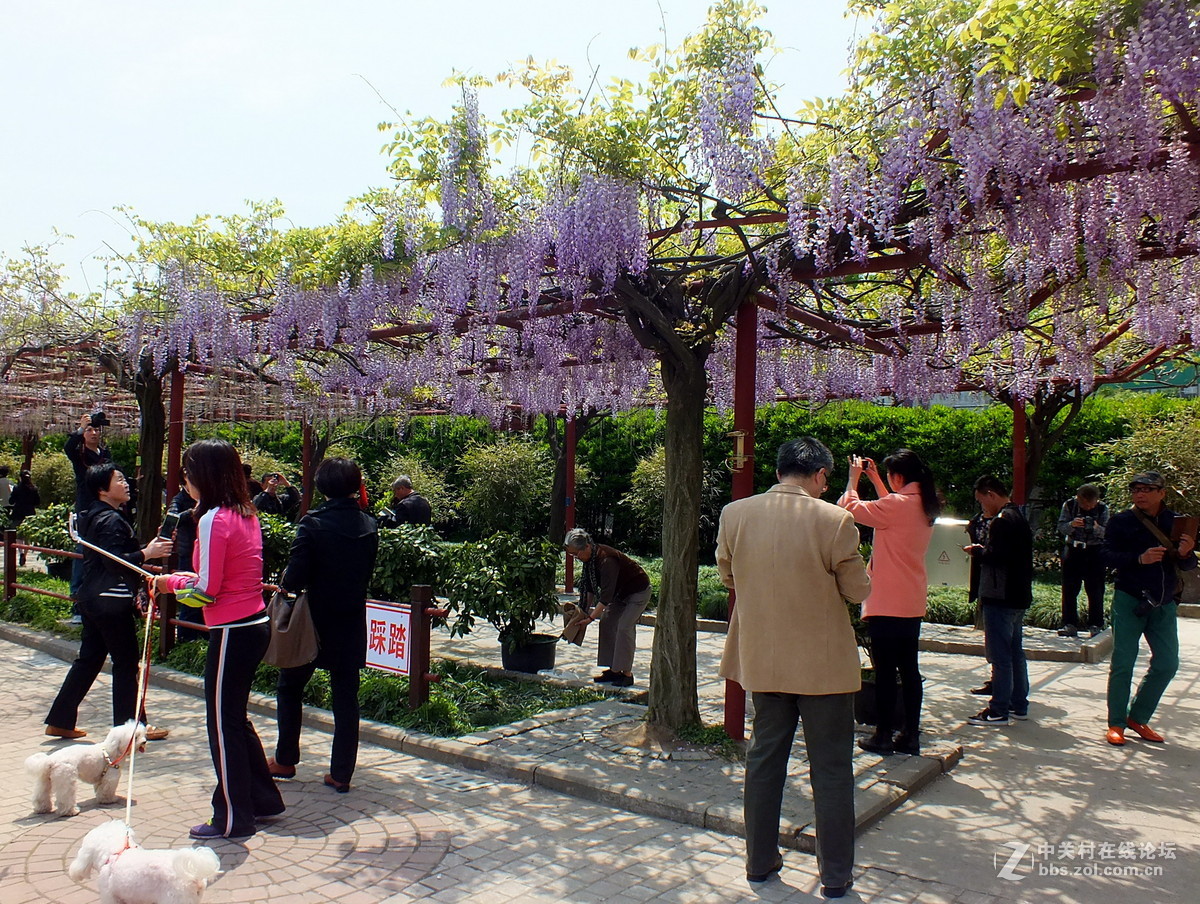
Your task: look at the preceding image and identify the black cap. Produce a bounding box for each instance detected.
[1128,471,1164,489]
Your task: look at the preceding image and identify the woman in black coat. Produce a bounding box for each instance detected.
[267,458,379,792]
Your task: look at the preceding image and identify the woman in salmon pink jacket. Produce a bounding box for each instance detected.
[155,439,283,840]
[838,449,941,756]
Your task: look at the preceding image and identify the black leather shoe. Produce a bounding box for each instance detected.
[892,731,920,756]
[609,673,634,687]
[747,855,783,883]
[857,731,894,755]
[969,681,992,696]
[821,879,854,898]
[593,669,617,683]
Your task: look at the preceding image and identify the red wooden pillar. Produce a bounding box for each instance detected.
[21,432,36,472]
[1011,399,1027,505]
[165,368,185,501]
[300,421,314,516]
[565,416,577,591]
[724,297,758,740]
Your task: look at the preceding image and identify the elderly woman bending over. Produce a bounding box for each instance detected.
[564,528,651,687]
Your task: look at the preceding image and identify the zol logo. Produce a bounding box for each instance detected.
[995,841,1032,881]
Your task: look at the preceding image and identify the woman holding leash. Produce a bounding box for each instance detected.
[155,439,283,839]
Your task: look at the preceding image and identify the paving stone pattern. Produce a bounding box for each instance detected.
[2,639,1016,904]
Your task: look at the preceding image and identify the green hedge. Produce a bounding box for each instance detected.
[163,643,604,736]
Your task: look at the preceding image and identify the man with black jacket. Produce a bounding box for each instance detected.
[64,414,114,616]
[1103,471,1196,746]
[965,476,1033,726]
[44,463,172,740]
[378,475,432,527]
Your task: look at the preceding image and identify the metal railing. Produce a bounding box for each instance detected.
[3,528,446,708]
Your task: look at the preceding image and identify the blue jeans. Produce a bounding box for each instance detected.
[983,604,1029,717]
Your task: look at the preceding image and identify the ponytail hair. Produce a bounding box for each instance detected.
[882,449,941,524]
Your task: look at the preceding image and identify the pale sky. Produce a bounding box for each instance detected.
[1,1,861,294]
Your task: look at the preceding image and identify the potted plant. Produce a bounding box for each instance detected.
[17,503,76,581]
[444,532,562,672]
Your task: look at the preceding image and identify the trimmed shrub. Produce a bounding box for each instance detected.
[458,440,552,538]
[31,452,76,507]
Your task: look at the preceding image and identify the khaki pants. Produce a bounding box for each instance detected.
[596,587,651,673]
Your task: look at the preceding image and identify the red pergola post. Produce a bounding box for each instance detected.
[1011,399,1027,505]
[165,367,185,501]
[300,421,314,516]
[564,416,577,591]
[724,297,758,740]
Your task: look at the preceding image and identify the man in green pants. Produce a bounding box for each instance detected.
[1103,471,1196,746]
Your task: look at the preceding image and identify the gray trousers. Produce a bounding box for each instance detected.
[596,587,651,673]
[744,691,855,887]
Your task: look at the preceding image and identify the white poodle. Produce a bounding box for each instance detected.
[69,819,222,904]
[26,720,147,817]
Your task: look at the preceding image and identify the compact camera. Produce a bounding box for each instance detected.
[1133,590,1164,618]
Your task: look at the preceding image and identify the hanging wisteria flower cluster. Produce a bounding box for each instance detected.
[126,0,1200,425]
[778,0,1200,402]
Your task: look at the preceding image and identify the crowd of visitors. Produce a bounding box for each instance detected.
[15,420,1194,891]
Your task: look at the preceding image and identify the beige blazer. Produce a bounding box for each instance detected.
[716,483,871,695]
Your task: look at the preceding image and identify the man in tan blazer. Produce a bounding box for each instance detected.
[717,437,870,898]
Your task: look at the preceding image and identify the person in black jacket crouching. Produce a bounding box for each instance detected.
[267,457,379,792]
[44,463,172,740]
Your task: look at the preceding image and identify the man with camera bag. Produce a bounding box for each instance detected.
[1103,471,1196,746]
[1057,483,1109,638]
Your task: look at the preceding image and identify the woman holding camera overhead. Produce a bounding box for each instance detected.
[253,472,299,519]
[838,449,940,756]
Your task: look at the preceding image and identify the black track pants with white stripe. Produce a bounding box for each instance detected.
[203,621,283,835]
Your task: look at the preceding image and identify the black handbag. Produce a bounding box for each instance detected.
[263,590,319,668]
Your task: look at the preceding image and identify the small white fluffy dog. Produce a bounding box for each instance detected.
[69,819,222,904]
[26,720,147,817]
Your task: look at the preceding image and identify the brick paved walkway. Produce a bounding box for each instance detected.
[5,606,1200,903]
[2,639,1011,904]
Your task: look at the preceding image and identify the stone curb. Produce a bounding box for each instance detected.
[639,613,1113,663]
[0,620,959,849]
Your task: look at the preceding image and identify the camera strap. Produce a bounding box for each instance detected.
[1132,508,1183,595]
[1133,507,1175,551]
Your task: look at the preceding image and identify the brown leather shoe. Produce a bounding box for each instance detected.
[145,725,170,741]
[45,726,87,739]
[1106,726,1126,746]
[267,757,296,779]
[1126,719,1165,743]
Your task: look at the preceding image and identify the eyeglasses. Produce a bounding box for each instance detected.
[1129,485,1163,493]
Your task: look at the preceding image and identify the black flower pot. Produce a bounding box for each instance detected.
[854,677,913,726]
[500,633,559,673]
[46,559,74,582]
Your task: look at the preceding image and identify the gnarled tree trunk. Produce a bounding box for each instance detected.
[646,350,707,729]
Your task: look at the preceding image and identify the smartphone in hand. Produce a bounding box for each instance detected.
[158,511,181,540]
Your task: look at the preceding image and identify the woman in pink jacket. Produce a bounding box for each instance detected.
[155,440,283,839]
[838,449,940,756]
